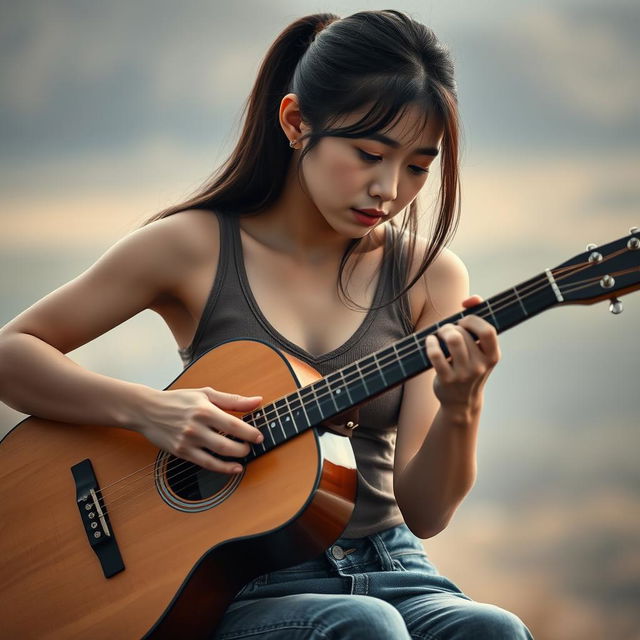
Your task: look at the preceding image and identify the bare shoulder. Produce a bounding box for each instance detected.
[401,229,469,328]
[89,209,221,295]
[130,209,220,271]
[0,209,221,354]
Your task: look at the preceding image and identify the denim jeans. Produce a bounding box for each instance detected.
[213,523,534,639]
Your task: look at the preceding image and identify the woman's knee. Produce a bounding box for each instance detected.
[325,596,410,639]
[461,603,533,640]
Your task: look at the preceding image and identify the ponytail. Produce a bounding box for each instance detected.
[141,13,339,223]
[140,10,460,319]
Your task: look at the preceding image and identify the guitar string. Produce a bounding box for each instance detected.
[102,263,636,519]
[557,266,639,296]
[96,256,626,513]
[100,267,633,521]
[90,258,595,504]
[94,257,606,511]
[93,256,619,510]
[93,261,584,507]
[97,248,637,511]
[78,246,637,506]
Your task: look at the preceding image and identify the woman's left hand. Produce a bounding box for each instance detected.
[424,295,501,412]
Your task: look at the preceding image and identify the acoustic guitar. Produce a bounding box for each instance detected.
[0,229,638,639]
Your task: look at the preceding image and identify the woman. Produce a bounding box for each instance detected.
[0,9,533,639]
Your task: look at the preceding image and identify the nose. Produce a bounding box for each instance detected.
[369,165,398,204]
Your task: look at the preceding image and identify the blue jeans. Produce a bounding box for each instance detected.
[213,523,534,639]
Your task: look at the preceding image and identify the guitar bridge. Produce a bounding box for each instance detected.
[71,458,125,578]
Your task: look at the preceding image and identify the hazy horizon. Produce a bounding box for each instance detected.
[1,2,639,638]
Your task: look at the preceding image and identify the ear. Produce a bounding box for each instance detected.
[279,93,310,148]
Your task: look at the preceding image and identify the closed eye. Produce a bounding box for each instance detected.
[356,148,429,175]
[357,148,382,163]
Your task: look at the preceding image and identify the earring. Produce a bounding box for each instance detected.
[289,139,298,148]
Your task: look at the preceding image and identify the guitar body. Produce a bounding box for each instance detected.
[1,230,637,639]
[0,339,357,639]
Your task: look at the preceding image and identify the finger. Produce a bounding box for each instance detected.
[457,316,501,366]
[201,387,263,410]
[437,324,470,372]
[176,421,252,461]
[200,387,264,443]
[171,425,247,474]
[188,447,245,475]
[462,294,484,308]
[425,334,454,382]
[207,428,253,458]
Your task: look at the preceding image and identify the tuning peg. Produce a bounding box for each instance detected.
[586,243,598,251]
[609,298,623,315]
[630,226,638,234]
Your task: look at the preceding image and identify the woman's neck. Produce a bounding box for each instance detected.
[239,161,375,266]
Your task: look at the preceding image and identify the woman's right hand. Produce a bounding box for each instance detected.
[132,387,264,474]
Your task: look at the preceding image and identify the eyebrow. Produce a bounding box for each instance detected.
[362,132,439,157]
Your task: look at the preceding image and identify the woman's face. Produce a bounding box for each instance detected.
[298,104,443,238]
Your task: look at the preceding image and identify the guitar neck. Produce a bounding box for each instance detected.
[241,269,561,461]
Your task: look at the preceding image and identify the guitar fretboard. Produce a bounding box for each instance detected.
[241,271,559,461]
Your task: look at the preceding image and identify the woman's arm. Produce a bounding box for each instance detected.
[0,211,263,473]
[393,247,500,538]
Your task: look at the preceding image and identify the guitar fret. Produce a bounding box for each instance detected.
[271,399,288,441]
[264,409,276,447]
[484,299,499,329]
[304,383,323,425]
[392,342,407,377]
[340,367,356,404]
[269,402,287,440]
[282,395,299,434]
[327,375,341,413]
[317,378,336,417]
[513,286,529,316]
[375,346,404,389]
[374,353,388,386]
[291,394,307,430]
[252,410,267,453]
[355,360,370,395]
[295,390,311,428]
[413,333,428,366]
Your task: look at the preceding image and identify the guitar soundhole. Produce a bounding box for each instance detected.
[165,456,229,500]
[155,452,243,512]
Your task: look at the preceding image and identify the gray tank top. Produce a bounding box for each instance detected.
[178,212,414,538]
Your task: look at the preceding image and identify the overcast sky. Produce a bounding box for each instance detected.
[1,3,638,635]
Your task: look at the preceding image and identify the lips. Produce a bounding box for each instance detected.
[353,208,386,218]
[351,208,385,227]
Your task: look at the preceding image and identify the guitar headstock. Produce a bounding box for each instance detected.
[551,227,640,310]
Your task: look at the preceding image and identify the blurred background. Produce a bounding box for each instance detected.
[1,1,638,637]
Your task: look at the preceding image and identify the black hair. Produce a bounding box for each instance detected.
[142,9,460,317]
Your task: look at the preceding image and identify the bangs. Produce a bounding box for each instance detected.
[312,74,437,145]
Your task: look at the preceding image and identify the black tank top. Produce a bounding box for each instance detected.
[179,212,414,537]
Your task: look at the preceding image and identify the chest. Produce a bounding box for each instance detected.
[159,219,420,359]
[241,243,384,358]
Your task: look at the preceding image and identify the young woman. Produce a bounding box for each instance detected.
[0,10,533,640]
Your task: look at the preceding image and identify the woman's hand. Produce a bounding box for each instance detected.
[424,295,501,413]
[132,386,264,474]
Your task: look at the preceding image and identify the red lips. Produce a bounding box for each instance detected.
[354,208,386,217]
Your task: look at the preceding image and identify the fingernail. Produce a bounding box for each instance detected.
[255,433,264,443]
